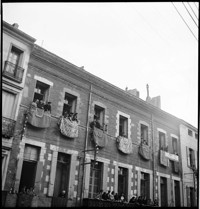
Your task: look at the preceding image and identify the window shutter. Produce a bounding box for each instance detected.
[186,147,191,167]
[194,150,197,169]
[34,161,43,193]
[186,186,190,207]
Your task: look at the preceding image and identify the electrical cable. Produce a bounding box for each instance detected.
[182,2,198,28]
[171,2,198,41]
[187,2,198,20]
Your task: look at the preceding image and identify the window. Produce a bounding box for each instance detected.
[62,92,77,115]
[172,137,178,154]
[118,167,128,199]
[119,115,128,137]
[19,145,40,193]
[33,80,50,103]
[159,132,166,150]
[141,124,148,144]
[189,148,195,167]
[94,105,105,127]
[160,177,168,207]
[53,153,71,197]
[89,161,102,198]
[2,90,16,119]
[195,133,198,139]
[188,129,193,137]
[3,46,24,82]
[140,172,150,199]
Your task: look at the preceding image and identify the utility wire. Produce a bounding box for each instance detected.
[171,2,198,41]
[182,2,198,28]
[187,2,198,20]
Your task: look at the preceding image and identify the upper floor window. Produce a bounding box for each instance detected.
[189,148,195,168]
[195,133,198,139]
[119,115,128,137]
[3,46,24,83]
[188,129,193,137]
[141,124,148,145]
[62,92,77,115]
[94,105,105,127]
[159,132,166,150]
[172,137,178,154]
[33,80,50,103]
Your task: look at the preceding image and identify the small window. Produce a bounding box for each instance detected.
[119,115,128,137]
[141,124,148,145]
[33,80,50,103]
[62,92,77,115]
[195,133,198,139]
[189,148,195,167]
[159,132,166,150]
[94,105,105,127]
[172,137,178,154]
[188,129,193,137]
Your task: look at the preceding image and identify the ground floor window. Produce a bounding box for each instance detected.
[89,161,102,198]
[174,180,180,207]
[140,172,150,199]
[118,167,128,199]
[53,152,71,197]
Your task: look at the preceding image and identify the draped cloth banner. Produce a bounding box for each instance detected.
[59,117,79,138]
[138,143,151,160]
[27,107,51,128]
[160,150,169,167]
[116,136,133,154]
[91,127,107,148]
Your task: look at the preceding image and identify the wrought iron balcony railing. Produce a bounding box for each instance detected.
[3,61,24,83]
[2,116,16,138]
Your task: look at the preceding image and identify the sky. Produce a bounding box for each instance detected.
[3,2,198,128]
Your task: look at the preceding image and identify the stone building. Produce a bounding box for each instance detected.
[2,21,198,207]
[179,122,198,207]
[2,21,36,191]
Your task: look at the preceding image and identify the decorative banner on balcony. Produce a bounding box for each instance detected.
[165,152,179,162]
[138,143,151,160]
[116,136,133,154]
[160,150,169,167]
[27,107,51,128]
[59,117,78,138]
[91,127,107,148]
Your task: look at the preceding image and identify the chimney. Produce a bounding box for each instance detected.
[127,88,140,98]
[12,23,19,29]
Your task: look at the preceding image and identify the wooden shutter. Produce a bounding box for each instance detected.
[34,161,43,193]
[186,147,191,167]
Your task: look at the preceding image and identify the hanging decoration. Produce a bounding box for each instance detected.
[58,116,79,138]
[159,150,169,167]
[138,142,151,160]
[91,126,107,148]
[116,136,133,154]
[27,103,51,128]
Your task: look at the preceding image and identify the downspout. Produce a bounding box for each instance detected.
[151,113,155,201]
[80,84,92,205]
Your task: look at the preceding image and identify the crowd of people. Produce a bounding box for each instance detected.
[31,99,51,113]
[63,111,78,123]
[94,189,158,206]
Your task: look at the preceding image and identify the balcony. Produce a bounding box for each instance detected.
[2,116,16,138]
[3,61,24,83]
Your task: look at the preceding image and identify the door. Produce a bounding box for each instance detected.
[174,180,180,207]
[160,177,167,207]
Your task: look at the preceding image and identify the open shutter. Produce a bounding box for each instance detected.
[186,147,190,167]
[34,161,43,193]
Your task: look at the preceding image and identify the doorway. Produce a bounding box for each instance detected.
[160,177,167,207]
[174,180,180,207]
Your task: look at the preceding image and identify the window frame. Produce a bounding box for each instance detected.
[94,105,105,127]
[33,80,50,103]
[62,92,77,115]
[119,115,128,138]
[140,123,149,145]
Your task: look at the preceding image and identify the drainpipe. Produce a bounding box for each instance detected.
[80,84,92,205]
[151,113,155,201]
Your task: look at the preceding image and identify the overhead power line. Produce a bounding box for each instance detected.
[171,2,198,41]
[182,2,198,28]
[187,2,198,20]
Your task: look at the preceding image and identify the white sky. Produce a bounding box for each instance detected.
[3,2,198,128]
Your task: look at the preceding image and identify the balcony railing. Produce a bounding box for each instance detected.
[3,61,24,83]
[2,116,16,138]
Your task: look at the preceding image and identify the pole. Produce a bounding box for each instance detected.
[80,84,92,205]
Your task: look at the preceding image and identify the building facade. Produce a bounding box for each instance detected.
[180,123,198,207]
[2,21,198,207]
[2,21,36,190]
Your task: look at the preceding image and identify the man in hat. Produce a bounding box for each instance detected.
[90,115,101,129]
